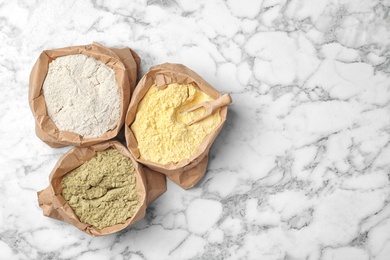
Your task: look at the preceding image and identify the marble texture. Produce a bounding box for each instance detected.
[1,0,390,259]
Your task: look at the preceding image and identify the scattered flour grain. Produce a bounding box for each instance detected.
[42,54,120,138]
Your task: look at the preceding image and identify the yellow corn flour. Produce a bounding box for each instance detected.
[61,149,139,230]
[131,83,222,165]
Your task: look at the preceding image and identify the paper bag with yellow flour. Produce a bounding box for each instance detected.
[125,63,231,189]
[29,42,140,148]
[37,140,167,236]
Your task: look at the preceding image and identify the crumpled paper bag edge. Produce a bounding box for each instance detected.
[37,140,167,236]
[125,63,230,189]
[29,42,139,148]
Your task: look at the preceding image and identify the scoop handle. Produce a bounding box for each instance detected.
[212,93,232,110]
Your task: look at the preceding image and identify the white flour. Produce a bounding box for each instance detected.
[42,54,120,138]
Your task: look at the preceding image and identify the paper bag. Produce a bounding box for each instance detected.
[125,63,229,189]
[29,43,140,148]
[37,140,167,236]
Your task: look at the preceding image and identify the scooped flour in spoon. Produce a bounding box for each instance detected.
[42,54,120,138]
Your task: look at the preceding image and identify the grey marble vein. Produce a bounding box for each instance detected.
[0,0,389,259]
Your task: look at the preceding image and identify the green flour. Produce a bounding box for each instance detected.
[61,149,139,229]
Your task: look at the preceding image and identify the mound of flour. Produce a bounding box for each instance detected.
[42,54,120,138]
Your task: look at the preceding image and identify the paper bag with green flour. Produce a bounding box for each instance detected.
[29,43,140,148]
[37,141,167,236]
[125,63,231,190]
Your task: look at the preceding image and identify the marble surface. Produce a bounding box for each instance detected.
[1,0,390,259]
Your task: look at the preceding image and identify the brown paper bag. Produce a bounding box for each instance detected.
[29,42,140,148]
[125,63,229,189]
[37,140,167,236]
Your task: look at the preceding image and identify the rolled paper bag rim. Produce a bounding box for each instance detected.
[37,140,167,236]
[29,42,138,147]
[125,63,230,189]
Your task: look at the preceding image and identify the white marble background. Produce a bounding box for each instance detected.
[1,0,389,259]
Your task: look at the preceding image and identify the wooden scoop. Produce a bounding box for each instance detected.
[184,93,232,125]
